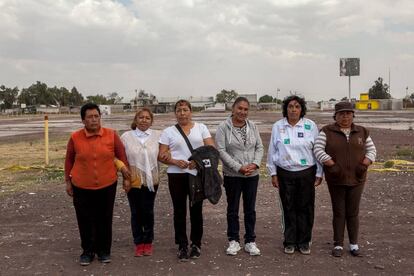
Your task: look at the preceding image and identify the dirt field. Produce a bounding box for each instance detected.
[0,111,413,276]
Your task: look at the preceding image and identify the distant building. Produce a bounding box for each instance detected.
[99,105,124,115]
[238,94,258,106]
[257,103,280,111]
[355,93,379,110]
[157,96,214,108]
[320,101,338,111]
[205,103,226,112]
[355,93,403,110]
[228,94,258,110]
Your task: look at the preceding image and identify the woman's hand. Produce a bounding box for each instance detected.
[271,175,279,188]
[323,159,335,167]
[120,166,131,180]
[188,160,197,170]
[123,178,131,193]
[362,157,372,166]
[159,151,171,163]
[239,165,251,176]
[174,159,190,169]
[314,177,323,187]
[65,180,73,197]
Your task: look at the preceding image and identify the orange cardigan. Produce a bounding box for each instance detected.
[65,127,128,190]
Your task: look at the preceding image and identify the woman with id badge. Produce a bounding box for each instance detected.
[266,95,323,255]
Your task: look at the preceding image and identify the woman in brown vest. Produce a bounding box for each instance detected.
[313,101,376,257]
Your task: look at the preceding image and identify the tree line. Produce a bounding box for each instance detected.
[0,81,124,110]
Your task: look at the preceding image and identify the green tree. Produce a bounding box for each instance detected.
[368,77,391,99]
[329,98,336,101]
[86,94,109,104]
[0,85,19,109]
[259,94,273,103]
[341,97,348,101]
[138,89,148,98]
[69,87,84,106]
[216,89,238,104]
[18,81,55,105]
[107,92,123,104]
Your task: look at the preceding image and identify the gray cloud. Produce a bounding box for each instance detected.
[1,0,413,100]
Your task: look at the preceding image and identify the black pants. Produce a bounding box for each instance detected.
[277,166,316,247]
[72,182,117,256]
[168,173,203,248]
[327,183,365,247]
[127,186,158,245]
[224,175,259,243]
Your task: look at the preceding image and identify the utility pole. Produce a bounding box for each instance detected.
[388,67,391,95]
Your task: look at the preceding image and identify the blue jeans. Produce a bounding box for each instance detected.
[224,175,259,243]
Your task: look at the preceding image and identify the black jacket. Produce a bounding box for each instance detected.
[188,145,222,205]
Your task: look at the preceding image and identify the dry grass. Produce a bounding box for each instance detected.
[0,134,68,195]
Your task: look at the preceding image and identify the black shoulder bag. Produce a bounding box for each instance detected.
[175,124,205,205]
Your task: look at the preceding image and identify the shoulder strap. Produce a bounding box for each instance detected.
[175,124,194,152]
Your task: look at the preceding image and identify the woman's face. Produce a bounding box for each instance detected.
[232,100,249,123]
[335,111,354,128]
[175,104,192,125]
[82,108,101,132]
[135,111,152,132]
[287,100,302,122]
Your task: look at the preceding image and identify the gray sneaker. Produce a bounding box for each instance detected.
[299,244,311,255]
[226,240,241,256]
[284,245,295,254]
[244,242,261,256]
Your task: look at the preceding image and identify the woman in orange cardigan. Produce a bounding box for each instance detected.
[65,103,130,266]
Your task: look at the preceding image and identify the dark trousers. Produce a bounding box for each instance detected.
[224,175,259,243]
[277,166,316,247]
[127,186,158,245]
[168,173,203,248]
[72,182,117,256]
[327,183,365,246]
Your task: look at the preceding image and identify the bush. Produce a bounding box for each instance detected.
[383,160,394,168]
[396,148,414,159]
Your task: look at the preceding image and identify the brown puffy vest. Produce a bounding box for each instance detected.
[322,123,369,186]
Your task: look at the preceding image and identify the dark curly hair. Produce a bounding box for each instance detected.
[282,95,307,118]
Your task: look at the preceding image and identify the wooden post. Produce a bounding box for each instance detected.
[44,115,49,166]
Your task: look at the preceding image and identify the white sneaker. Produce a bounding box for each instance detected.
[244,242,261,256]
[226,240,241,255]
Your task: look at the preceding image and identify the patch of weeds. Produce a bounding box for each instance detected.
[396,148,414,159]
[383,160,395,168]
[46,170,64,180]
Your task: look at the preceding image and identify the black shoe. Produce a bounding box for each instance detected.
[80,252,94,266]
[189,245,201,259]
[97,254,111,263]
[177,246,189,262]
[350,248,361,257]
[332,247,343,257]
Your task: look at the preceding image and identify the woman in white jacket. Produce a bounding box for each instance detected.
[215,97,264,256]
[120,108,161,257]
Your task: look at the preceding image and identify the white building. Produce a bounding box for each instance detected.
[157,96,214,108]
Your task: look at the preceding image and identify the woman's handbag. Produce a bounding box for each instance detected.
[175,124,206,205]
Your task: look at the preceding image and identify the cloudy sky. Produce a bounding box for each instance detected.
[1,0,413,101]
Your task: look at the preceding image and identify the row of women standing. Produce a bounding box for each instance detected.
[64,97,376,266]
